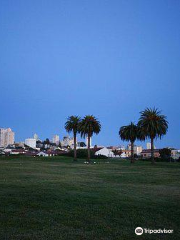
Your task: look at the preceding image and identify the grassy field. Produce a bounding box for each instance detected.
[0,156,180,240]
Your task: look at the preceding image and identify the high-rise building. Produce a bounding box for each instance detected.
[146,142,151,149]
[33,133,38,141]
[52,135,60,145]
[61,136,74,147]
[127,143,142,155]
[146,142,156,149]
[134,146,143,155]
[0,128,15,147]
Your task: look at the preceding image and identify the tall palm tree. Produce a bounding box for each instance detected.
[119,122,138,163]
[65,116,81,161]
[138,108,168,164]
[79,115,101,162]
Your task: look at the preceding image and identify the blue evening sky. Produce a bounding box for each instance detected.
[0,0,180,148]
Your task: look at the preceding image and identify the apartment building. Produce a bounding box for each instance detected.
[0,128,15,147]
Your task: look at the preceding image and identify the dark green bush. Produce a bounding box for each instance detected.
[67,149,95,159]
[94,154,108,159]
[159,148,171,159]
[67,149,108,159]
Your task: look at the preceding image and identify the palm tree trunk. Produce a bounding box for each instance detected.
[74,133,77,161]
[131,141,134,163]
[87,134,91,163]
[151,137,155,164]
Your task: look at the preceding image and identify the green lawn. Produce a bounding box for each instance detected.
[0,156,180,240]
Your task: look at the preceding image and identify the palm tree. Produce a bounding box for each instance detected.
[119,122,138,163]
[65,116,81,161]
[79,115,101,162]
[138,108,168,164]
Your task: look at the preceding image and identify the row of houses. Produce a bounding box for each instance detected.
[95,147,180,160]
[140,149,180,159]
[0,144,67,157]
[1,142,180,160]
[94,147,142,158]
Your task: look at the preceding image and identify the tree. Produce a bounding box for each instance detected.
[159,148,171,160]
[79,115,101,162]
[138,108,168,164]
[79,142,86,147]
[65,116,81,161]
[44,138,50,144]
[119,122,138,163]
[113,149,122,157]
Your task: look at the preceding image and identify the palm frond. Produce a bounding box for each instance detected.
[119,122,138,143]
[138,108,168,139]
[79,115,101,138]
[65,116,81,134]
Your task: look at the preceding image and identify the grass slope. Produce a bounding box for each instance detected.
[0,156,180,240]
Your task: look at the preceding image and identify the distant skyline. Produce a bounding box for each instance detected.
[1,0,180,148]
[0,129,160,149]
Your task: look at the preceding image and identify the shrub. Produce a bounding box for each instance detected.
[67,149,95,159]
[67,149,108,159]
[94,154,108,159]
[159,148,171,159]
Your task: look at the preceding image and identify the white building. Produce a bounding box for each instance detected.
[127,144,143,155]
[52,135,60,145]
[61,136,74,147]
[147,142,156,150]
[0,128,15,148]
[95,147,118,158]
[25,138,36,148]
[146,142,151,149]
[33,133,38,141]
[134,146,143,155]
[171,150,180,160]
[120,152,127,158]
